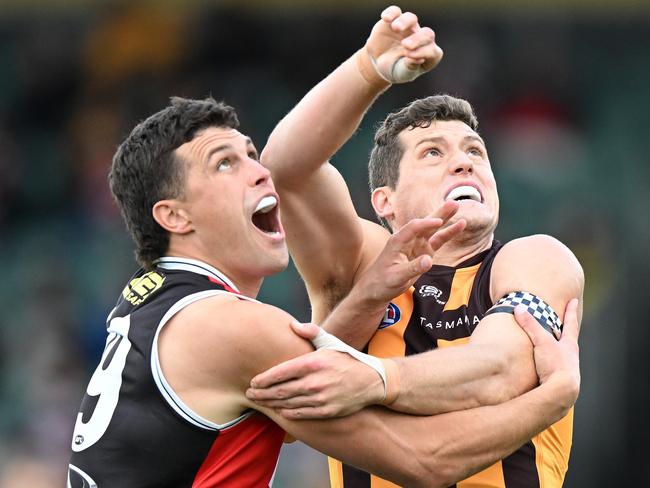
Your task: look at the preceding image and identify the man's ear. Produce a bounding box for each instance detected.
[371,186,395,223]
[152,200,193,235]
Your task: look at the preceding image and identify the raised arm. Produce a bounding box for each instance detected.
[261,6,444,311]
[162,295,579,488]
[247,234,584,417]
[262,5,441,188]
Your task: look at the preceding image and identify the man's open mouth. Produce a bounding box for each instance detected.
[444,185,483,203]
[252,196,282,235]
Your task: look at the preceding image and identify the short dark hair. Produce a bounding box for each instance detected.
[109,97,239,269]
[368,95,478,229]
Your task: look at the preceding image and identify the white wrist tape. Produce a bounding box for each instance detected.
[390,57,428,84]
[312,328,390,401]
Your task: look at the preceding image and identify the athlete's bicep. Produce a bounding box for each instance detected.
[212,300,317,388]
[470,235,585,398]
[489,235,584,329]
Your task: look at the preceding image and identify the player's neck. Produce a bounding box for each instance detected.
[163,244,264,298]
[432,233,494,267]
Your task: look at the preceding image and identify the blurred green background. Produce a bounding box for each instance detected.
[0,1,648,486]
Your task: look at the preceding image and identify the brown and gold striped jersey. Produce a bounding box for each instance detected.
[329,240,573,488]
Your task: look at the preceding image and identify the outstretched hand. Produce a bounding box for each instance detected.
[365,5,444,83]
[357,200,465,307]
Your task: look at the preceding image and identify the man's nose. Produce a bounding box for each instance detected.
[449,152,474,174]
[250,158,272,186]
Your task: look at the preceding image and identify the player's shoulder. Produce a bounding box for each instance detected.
[498,234,581,270]
[183,292,294,337]
[491,234,584,298]
[360,217,392,240]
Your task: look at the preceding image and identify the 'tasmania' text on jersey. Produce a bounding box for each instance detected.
[68,257,284,488]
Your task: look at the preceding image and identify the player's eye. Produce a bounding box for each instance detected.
[468,146,484,157]
[424,147,442,157]
[216,159,232,171]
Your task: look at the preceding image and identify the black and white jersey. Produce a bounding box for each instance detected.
[68,257,285,488]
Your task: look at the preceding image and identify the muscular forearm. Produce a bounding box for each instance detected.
[383,313,537,415]
[386,345,514,415]
[260,50,389,185]
[390,345,534,414]
[269,373,575,488]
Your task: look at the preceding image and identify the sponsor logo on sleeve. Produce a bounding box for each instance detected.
[379,302,401,329]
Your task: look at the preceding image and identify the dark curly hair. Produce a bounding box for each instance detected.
[109,97,239,269]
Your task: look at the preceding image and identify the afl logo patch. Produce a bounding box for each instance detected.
[379,303,401,329]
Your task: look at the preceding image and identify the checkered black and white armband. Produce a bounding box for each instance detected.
[484,291,563,340]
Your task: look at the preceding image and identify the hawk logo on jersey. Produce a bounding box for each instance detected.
[379,303,401,329]
[418,284,446,305]
[122,271,165,306]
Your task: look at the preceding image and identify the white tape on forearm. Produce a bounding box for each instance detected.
[312,328,389,400]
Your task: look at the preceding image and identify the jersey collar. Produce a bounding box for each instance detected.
[154,257,240,293]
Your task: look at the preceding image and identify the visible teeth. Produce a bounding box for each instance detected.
[445,185,481,202]
[254,196,277,214]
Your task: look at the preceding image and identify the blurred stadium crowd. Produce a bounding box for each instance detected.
[0,1,648,486]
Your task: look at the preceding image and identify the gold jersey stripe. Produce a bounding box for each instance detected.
[458,460,506,487]
[443,263,481,311]
[328,457,344,488]
[532,409,574,487]
[371,475,400,487]
[437,337,470,348]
